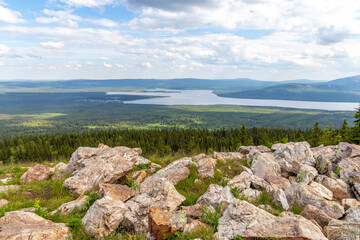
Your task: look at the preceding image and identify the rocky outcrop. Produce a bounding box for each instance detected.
[20,164,52,183]
[0,211,71,240]
[99,184,135,202]
[124,178,185,234]
[194,156,216,178]
[140,159,191,192]
[249,152,281,179]
[181,203,202,218]
[51,195,88,215]
[344,205,360,222]
[82,197,127,239]
[325,220,360,240]
[216,200,327,240]
[300,204,333,229]
[342,198,360,210]
[273,142,315,174]
[316,175,353,200]
[149,208,186,240]
[238,145,271,155]
[296,164,318,184]
[63,145,141,195]
[196,184,236,208]
[213,152,243,161]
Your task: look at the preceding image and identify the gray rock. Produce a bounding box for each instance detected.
[297,164,318,184]
[196,184,236,208]
[325,219,360,240]
[249,152,281,179]
[216,200,327,240]
[344,206,360,222]
[51,195,88,215]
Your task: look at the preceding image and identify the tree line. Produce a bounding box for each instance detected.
[1,107,359,164]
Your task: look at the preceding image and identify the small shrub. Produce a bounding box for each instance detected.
[201,203,222,230]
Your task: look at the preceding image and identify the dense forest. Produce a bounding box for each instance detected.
[1,106,359,164]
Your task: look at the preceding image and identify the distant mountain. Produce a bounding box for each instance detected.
[218,76,360,102]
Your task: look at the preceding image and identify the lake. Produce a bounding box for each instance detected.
[107,89,359,111]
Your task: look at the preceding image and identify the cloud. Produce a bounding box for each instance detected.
[0,43,10,54]
[0,5,25,24]
[48,66,57,70]
[317,26,350,45]
[126,0,219,11]
[85,61,94,65]
[115,63,124,68]
[40,41,65,49]
[142,62,152,69]
[36,9,118,28]
[103,62,112,68]
[0,62,3,66]
[58,0,115,8]
[100,57,110,60]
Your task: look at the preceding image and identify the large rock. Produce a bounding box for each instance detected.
[82,197,127,239]
[325,220,360,240]
[196,184,236,208]
[273,189,289,210]
[216,200,327,240]
[285,182,344,219]
[300,204,333,229]
[238,145,271,155]
[227,171,252,192]
[63,146,141,195]
[297,164,318,185]
[20,164,52,183]
[312,146,335,175]
[195,157,216,179]
[338,158,360,183]
[99,183,135,202]
[264,175,291,191]
[342,198,360,210]
[344,206,360,222]
[249,152,281,179]
[149,208,186,240]
[272,142,316,174]
[140,159,191,193]
[0,211,71,240]
[213,152,243,161]
[316,175,353,200]
[51,195,88,215]
[124,178,185,234]
[309,181,333,200]
[181,203,202,218]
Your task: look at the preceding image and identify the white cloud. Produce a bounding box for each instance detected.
[58,0,115,8]
[100,57,109,60]
[142,62,152,69]
[36,9,118,28]
[0,62,3,66]
[48,66,57,70]
[85,61,94,65]
[0,5,24,24]
[0,43,10,54]
[103,62,112,68]
[115,63,124,68]
[40,41,65,49]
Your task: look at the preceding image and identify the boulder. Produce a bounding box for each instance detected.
[183,219,207,233]
[238,145,271,155]
[181,203,202,218]
[249,174,274,193]
[195,157,216,178]
[352,182,360,201]
[264,175,291,191]
[273,189,289,210]
[309,181,333,200]
[53,162,67,171]
[337,158,360,183]
[344,206,360,222]
[135,156,151,166]
[342,198,360,210]
[297,164,318,185]
[140,159,191,193]
[0,185,22,193]
[99,184,135,202]
[148,163,162,173]
[285,183,344,219]
[213,152,243,161]
[196,184,236,208]
[149,208,186,240]
[241,188,261,201]
[63,146,141,195]
[249,152,281,179]
[272,142,315,174]
[0,211,71,240]
[0,199,8,208]
[227,171,252,192]
[316,175,353,200]
[126,170,148,186]
[51,195,88,215]
[20,164,52,183]
[82,197,127,239]
[300,204,333,229]
[325,220,360,240]
[124,178,185,234]
[216,200,327,240]
[312,145,336,175]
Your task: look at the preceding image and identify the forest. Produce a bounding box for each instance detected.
[1,106,359,164]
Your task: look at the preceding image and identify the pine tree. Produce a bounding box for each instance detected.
[352,105,360,144]
[310,122,323,147]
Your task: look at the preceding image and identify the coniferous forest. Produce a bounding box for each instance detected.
[1,106,359,164]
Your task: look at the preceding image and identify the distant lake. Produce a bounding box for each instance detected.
[107,89,358,111]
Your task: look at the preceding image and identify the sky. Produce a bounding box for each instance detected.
[1,0,360,80]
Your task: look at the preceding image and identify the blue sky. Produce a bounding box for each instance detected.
[0,0,360,80]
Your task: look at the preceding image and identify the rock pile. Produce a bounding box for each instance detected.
[1,142,360,240]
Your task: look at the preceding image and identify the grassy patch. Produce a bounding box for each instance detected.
[290,202,304,215]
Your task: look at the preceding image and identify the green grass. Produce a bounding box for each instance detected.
[290,202,304,215]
